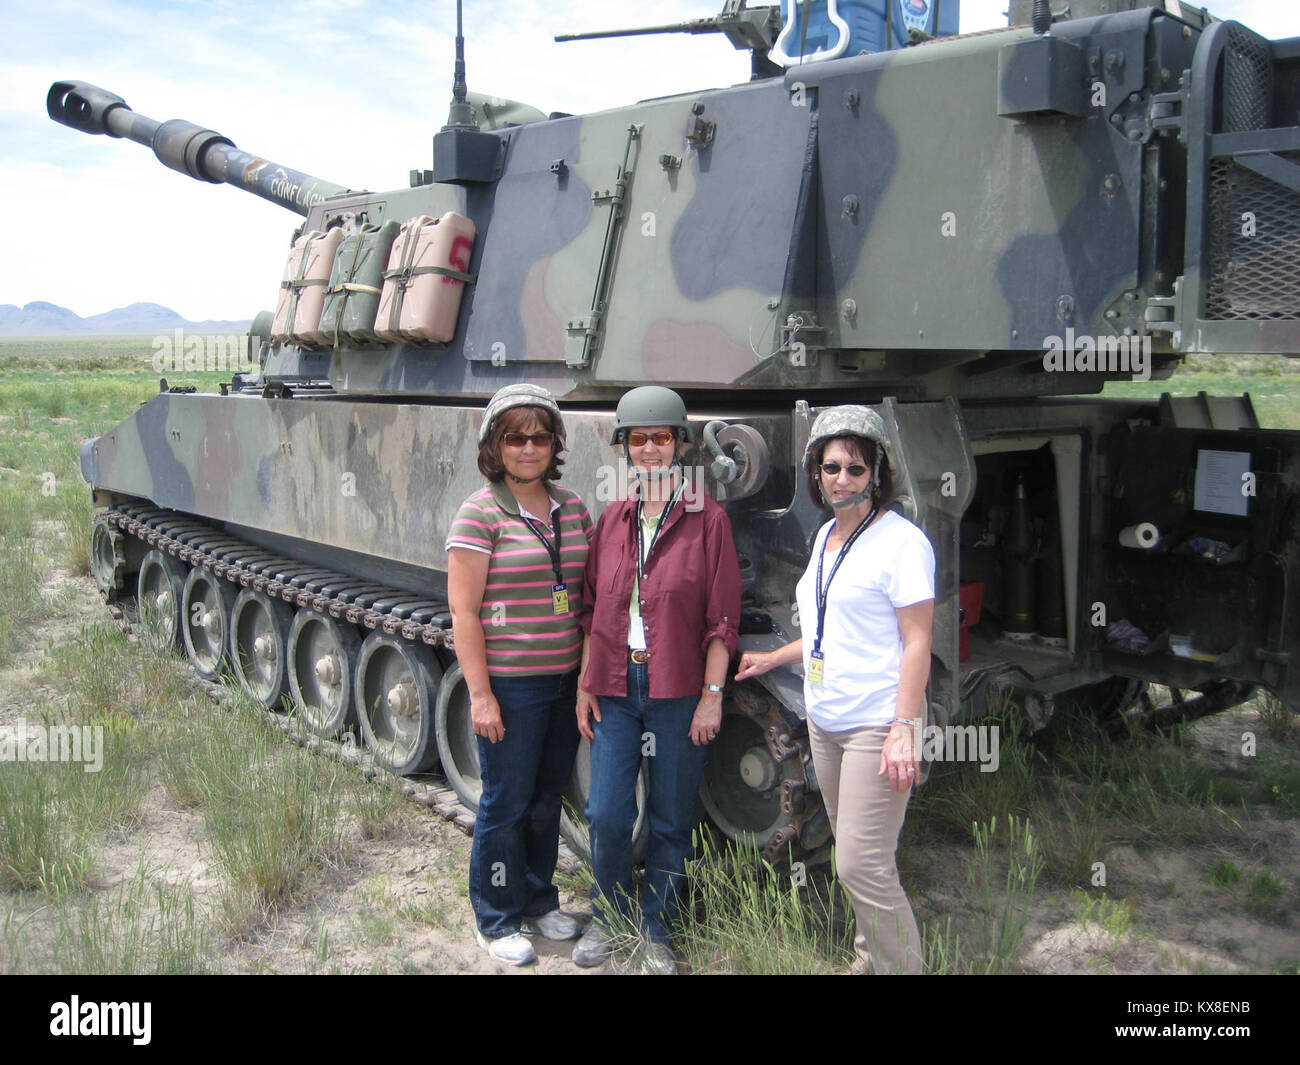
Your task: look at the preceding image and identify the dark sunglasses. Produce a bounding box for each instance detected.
[627,430,676,447]
[819,461,869,478]
[501,431,555,448]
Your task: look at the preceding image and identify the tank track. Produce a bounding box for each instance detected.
[103,504,455,647]
[96,502,495,841]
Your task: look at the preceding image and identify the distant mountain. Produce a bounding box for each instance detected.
[0,301,252,336]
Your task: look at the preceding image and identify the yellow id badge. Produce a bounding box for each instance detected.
[552,583,570,615]
[808,650,825,686]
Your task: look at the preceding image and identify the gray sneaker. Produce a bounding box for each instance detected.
[523,908,582,941]
[571,921,614,968]
[475,929,536,966]
[638,940,677,975]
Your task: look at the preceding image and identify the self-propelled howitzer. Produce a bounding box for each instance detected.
[52,0,1300,861]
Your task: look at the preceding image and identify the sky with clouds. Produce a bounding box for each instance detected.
[3,0,1296,322]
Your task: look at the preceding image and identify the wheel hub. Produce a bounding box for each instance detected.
[387,682,417,719]
[202,607,221,637]
[315,654,340,686]
[738,746,777,791]
[253,633,276,661]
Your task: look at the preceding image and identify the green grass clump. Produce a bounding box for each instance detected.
[45,867,216,975]
[1073,889,1136,938]
[1245,869,1289,923]
[921,816,1043,975]
[0,763,94,893]
[1206,860,1242,888]
[349,768,413,842]
[54,484,92,576]
[910,714,1036,841]
[965,816,1044,973]
[57,713,151,832]
[192,692,348,922]
[1257,693,1298,744]
[676,833,855,975]
[0,531,43,667]
[1029,789,1105,886]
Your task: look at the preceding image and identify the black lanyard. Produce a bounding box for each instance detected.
[635,483,681,584]
[813,505,879,653]
[519,507,564,586]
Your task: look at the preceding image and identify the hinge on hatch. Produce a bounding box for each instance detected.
[1144,277,1184,346]
[1150,74,1191,143]
[565,123,642,368]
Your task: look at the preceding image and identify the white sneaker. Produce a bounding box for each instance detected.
[638,940,677,975]
[475,930,536,966]
[523,908,582,941]
[571,921,614,968]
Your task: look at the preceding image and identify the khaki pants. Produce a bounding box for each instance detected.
[808,719,922,974]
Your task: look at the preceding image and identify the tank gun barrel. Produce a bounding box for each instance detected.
[47,81,351,216]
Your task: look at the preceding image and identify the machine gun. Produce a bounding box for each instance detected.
[556,1,784,78]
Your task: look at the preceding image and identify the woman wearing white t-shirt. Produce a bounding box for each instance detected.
[736,405,934,974]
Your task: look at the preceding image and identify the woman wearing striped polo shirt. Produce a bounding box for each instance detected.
[446,383,593,966]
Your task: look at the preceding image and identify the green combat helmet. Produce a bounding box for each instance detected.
[611,385,693,444]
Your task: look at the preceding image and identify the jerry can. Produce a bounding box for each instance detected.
[319,220,400,346]
[271,227,345,347]
[375,212,476,344]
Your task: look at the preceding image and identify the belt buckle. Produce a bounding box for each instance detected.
[629,649,650,665]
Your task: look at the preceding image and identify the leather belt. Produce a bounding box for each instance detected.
[629,649,650,664]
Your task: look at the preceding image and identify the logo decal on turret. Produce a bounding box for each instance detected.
[899,0,933,36]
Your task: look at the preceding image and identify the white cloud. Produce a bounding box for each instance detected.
[3,0,1297,321]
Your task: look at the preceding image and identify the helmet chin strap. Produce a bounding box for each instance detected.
[633,454,681,483]
[636,467,676,482]
[830,486,873,510]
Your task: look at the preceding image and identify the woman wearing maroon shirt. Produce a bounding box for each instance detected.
[572,386,741,974]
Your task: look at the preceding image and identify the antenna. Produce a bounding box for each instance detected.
[444,0,477,131]
[433,0,501,183]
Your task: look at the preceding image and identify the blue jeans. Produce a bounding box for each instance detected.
[469,669,580,939]
[587,661,707,943]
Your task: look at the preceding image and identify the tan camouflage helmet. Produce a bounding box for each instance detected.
[478,383,565,446]
[802,405,889,482]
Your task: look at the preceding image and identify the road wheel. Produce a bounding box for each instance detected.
[136,549,185,650]
[229,589,292,708]
[287,609,361,739]
[180,567,235,681]
[355,631,440,775]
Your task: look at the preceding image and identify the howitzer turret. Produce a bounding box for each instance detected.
[50,2,1300,864]
[47,80,351,215]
